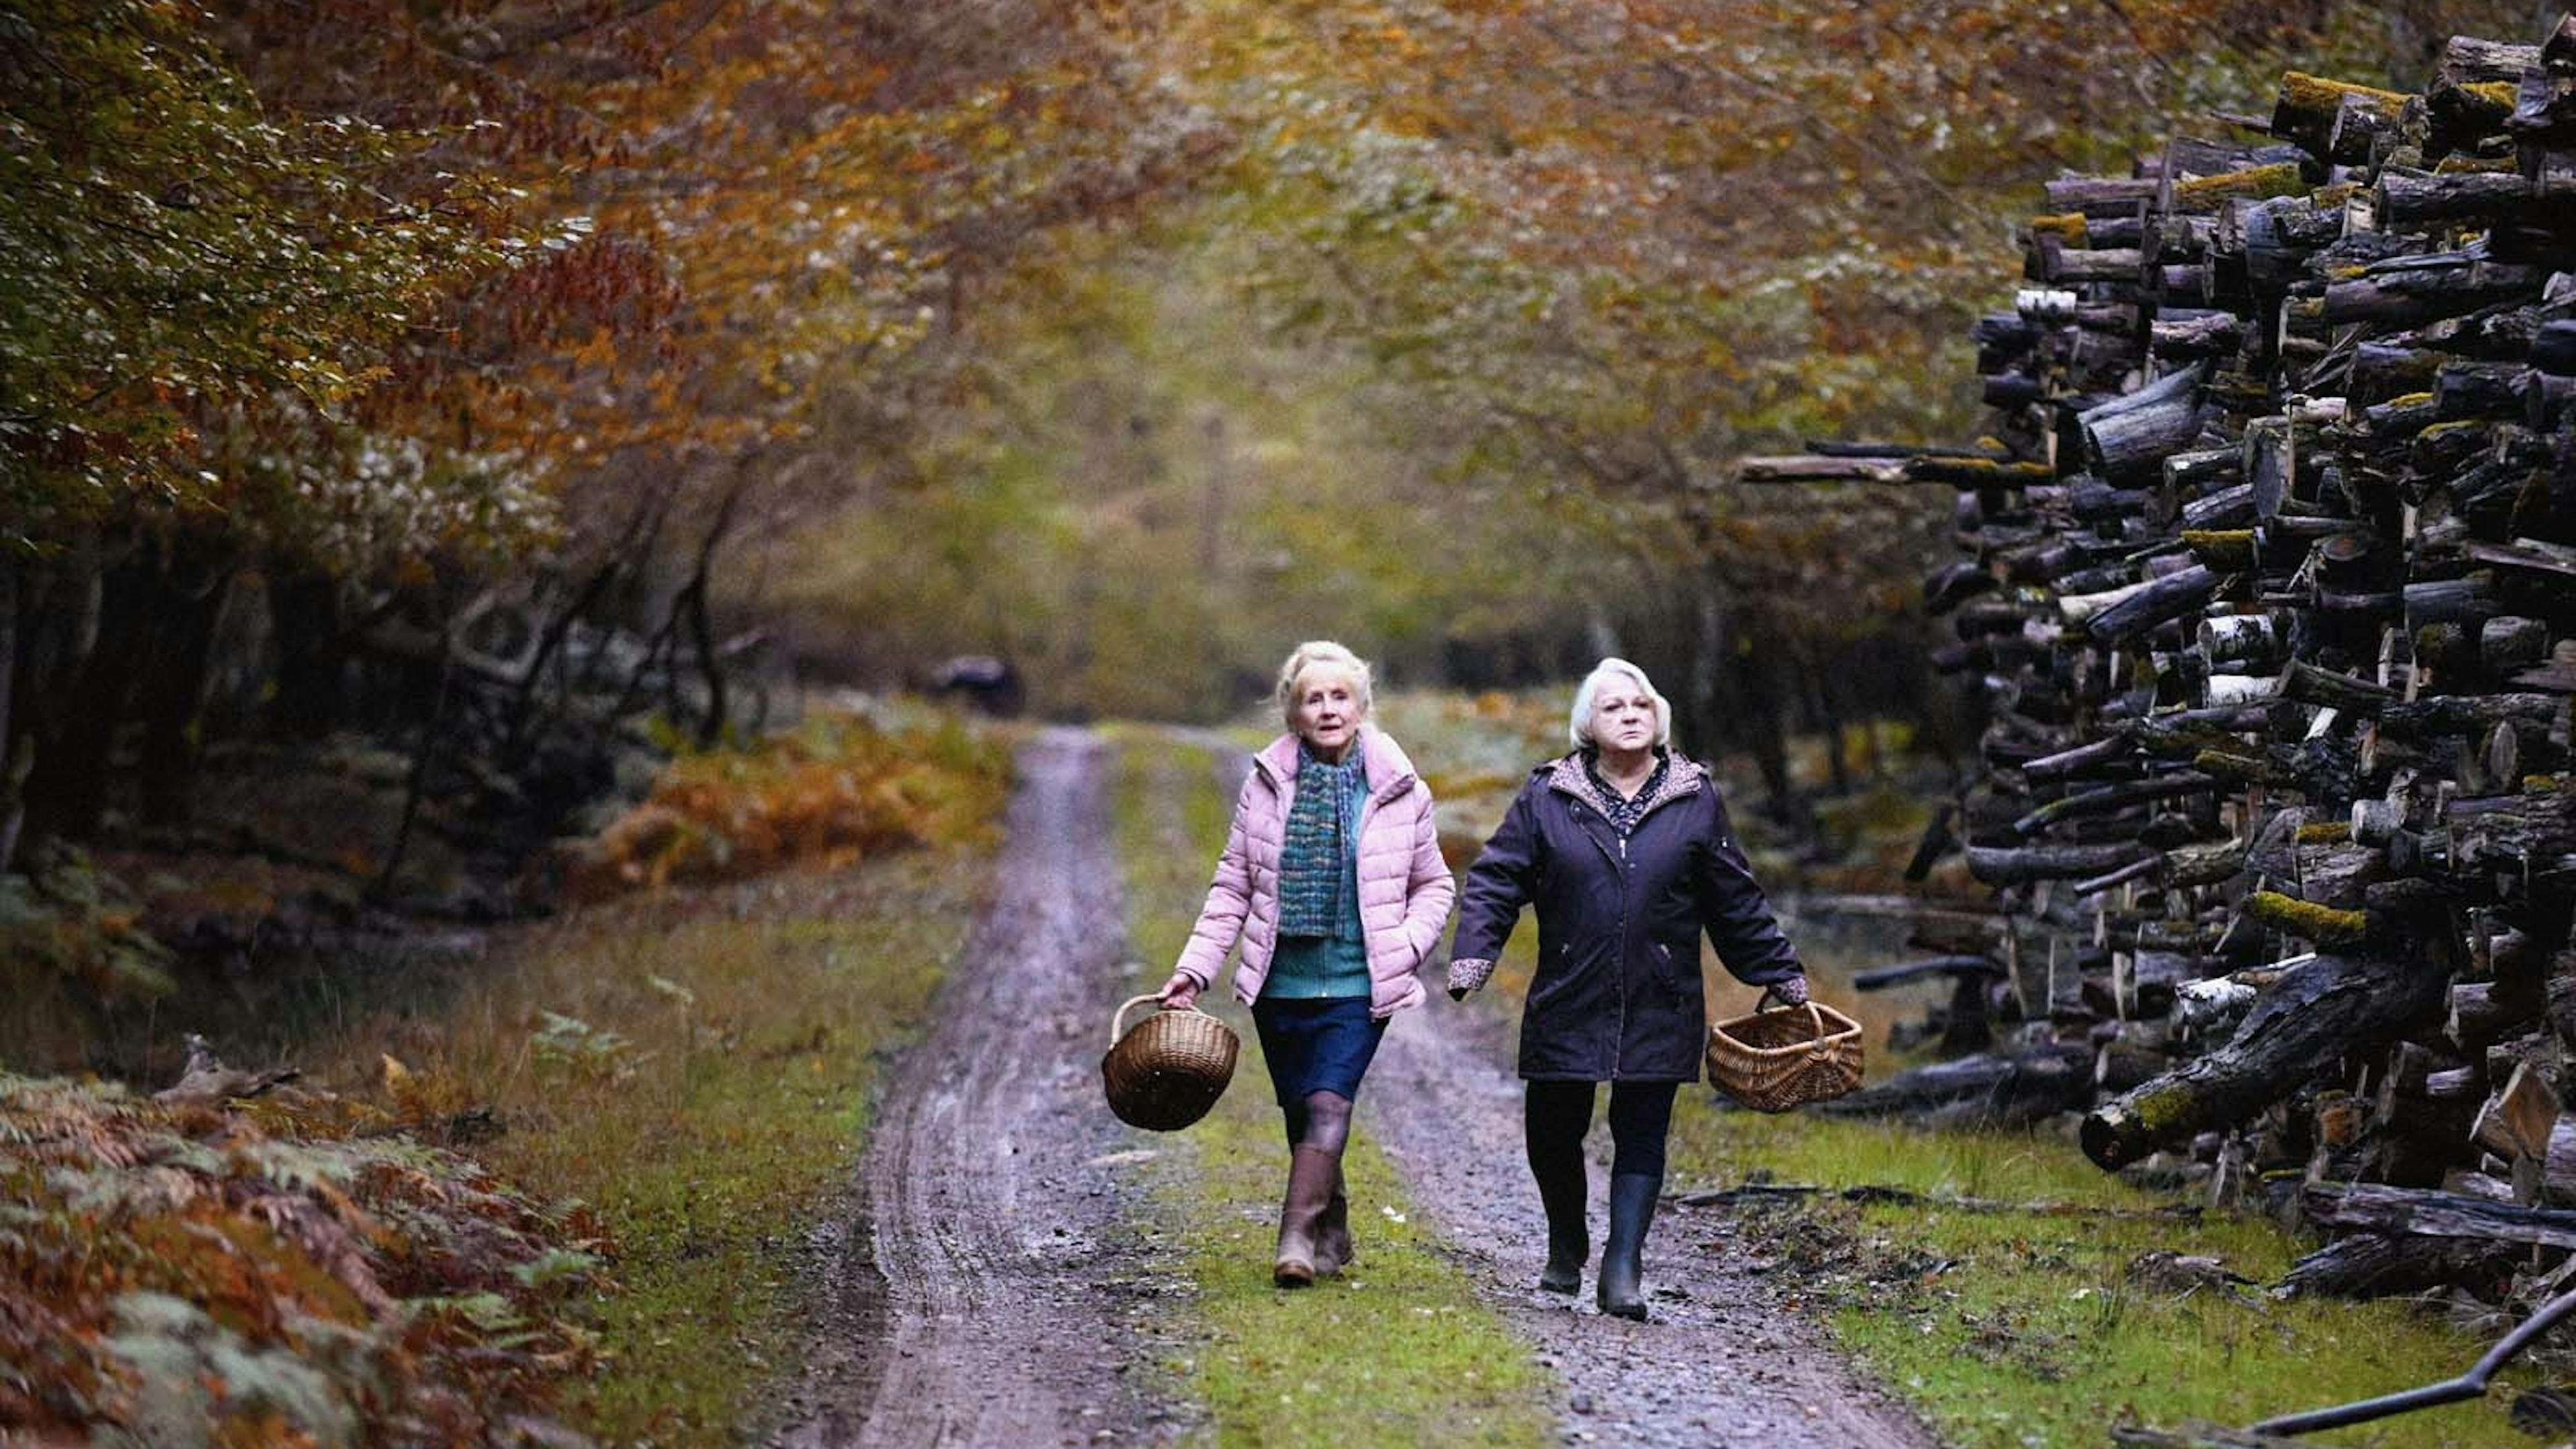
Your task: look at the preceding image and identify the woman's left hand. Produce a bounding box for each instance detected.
[1768,973,1810,1007]
[1446,956,1497,1000]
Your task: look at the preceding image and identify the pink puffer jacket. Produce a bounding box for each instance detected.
[1173,728,1455,1019]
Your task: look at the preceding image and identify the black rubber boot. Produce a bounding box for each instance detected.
[1534,1157,1589,1294]
[1597,1171,1660,1320]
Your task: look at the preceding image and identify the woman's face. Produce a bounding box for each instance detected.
[1589,676,1658,755]
[1291,667,1364,757]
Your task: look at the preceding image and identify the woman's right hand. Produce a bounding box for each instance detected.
[1158,971,1200,1011]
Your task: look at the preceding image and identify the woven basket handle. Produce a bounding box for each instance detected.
[1756,994,1831,1053]
[1112,993,1177,1050]
[1798,1001,1831,1055]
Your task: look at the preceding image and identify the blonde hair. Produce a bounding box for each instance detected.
[1275,641,1375,729]
[1569,657,1672,749]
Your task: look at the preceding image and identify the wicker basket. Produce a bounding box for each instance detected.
[1102,994,1239,1131]
[1707,1000,1864,1113]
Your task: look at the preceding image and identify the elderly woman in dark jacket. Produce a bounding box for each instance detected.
[1446,657,1809,1320]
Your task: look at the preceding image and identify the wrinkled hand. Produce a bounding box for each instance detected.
[1159,971,1201,1012]
[1768,973,1811,1007]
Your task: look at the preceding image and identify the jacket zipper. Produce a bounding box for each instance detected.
[1613,824,1629,1079]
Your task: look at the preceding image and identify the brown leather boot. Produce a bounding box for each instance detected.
[1314,1162,1354,1276]
[1274,1145,1339,1287]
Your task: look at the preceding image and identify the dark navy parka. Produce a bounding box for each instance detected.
[1450,752,1803,1081]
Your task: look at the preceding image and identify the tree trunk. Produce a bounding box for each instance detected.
[2082,366,2212,484]
[2376,171,2538,225]
[1729,610,1802,827]
[2274,1230,2526,1299]
[0,557,19,875]
[138,560,233,827]
[2304,1181,2576,1250]
[268,571,347,741]
[1967,841,2157,886]
[1809,641,1851,796]
[1813,1045,2094,1126]
[2324,261,2542,327]
[2086,565,2222,645]
[22,545,154,845]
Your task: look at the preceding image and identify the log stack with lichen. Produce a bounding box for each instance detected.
[1750,19,2576,1296]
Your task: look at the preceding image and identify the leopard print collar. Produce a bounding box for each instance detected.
[1544,750,1705,830]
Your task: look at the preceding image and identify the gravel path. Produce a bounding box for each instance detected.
[1367,977,1943,1448]
[777,728,1171,1448]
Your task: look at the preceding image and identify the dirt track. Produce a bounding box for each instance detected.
[777,728,1173,1448]
[1368,1001,1939,1448]
[781,727,1935,1447]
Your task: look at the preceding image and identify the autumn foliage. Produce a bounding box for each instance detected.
[0,1073,602,1446]
[554,714,1010,900]
[0,0,1208,872]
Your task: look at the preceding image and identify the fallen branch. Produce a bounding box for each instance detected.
[1668,1181,2200,1221]
[2248,1280,2576,1435]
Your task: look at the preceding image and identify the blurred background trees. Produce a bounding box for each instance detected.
[1,0,2545,869]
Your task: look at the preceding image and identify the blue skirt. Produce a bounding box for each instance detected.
[1251,995,1387,1102]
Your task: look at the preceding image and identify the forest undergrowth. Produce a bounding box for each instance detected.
[0,710,1011,1447]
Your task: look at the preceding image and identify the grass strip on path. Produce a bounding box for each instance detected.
[1106,725,1554,1449]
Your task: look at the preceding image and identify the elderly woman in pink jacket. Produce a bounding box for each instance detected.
[1157,641,1456,1287]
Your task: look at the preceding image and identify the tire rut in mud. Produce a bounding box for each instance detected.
[778,728,1173,1448]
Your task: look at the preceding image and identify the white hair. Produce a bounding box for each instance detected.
[1569,657,1672,750]
[1275,640,1375,729]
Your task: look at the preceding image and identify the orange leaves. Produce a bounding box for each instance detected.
[553,712,1009,902]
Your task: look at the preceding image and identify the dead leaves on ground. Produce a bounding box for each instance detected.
[0,1073,604,1447]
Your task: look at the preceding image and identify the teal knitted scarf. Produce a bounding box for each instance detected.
[1277,743,1366,940]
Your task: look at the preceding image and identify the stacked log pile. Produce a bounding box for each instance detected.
[1749,20,2576,1292]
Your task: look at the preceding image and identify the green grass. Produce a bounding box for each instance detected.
[1108,727,1556,1449]
[1669,1102,2542,1448]
[303,837,999,1446]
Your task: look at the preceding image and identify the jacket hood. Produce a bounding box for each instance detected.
[1541,749,1706,823]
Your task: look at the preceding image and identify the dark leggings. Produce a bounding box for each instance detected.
[1281,1091,1354,1152]
[1524,1079,1679,1179]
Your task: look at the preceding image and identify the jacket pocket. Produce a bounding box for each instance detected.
[1649,940,1693,1000]
[1525,941,1580,1012]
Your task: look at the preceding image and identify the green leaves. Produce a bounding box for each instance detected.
[0,0,515,549]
